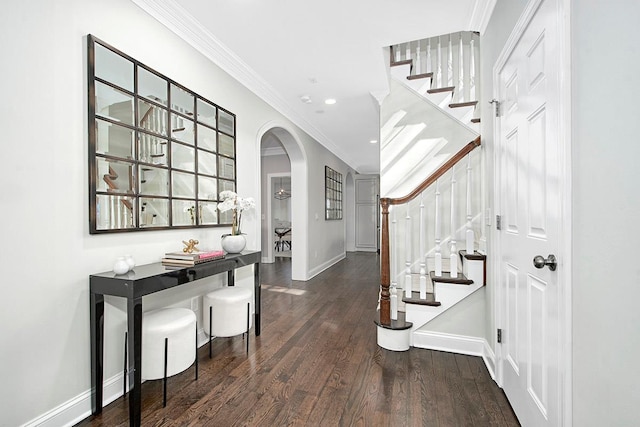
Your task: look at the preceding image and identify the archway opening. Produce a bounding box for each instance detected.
[258,125,308,280]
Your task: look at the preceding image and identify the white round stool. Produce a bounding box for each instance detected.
[203,286,253,358]
[142,307,197,406]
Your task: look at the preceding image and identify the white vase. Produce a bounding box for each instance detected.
[124,255,135,270]
[221,234,246,254]
[113,257,130,275]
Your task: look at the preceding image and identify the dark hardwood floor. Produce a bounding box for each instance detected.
[78,252,519,426]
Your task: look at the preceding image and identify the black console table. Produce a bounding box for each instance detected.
[90,251,261,426]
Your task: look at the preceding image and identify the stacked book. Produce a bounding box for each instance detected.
[162,249,225,267]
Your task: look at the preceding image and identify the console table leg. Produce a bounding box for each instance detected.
[227,269,235,286]
[90,292,104,414]
[254,263,261,336]
[127,297,143,427]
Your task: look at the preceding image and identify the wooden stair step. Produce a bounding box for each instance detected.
[430,271,473,285]
[407,72,433,81]
[459,249,486,261]
[390,59,412,67]
[374,309,413,330]
[427,86,455,94]
[449,101,478,108]
[471,118,481,123]
[402,291,441,307]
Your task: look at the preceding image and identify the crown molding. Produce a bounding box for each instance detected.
[130,0,359,170]
[469,0,497,34]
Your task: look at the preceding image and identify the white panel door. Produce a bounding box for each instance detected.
[497,0,562,425]
[355,178,379,251]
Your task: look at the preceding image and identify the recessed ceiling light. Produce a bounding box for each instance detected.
[369,139,378,144]
[300,95,312,104]
[324,98,336,105]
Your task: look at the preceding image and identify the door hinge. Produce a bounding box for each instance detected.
[496,215,502,230]
[497,328,503,344]
[489,99,501,117]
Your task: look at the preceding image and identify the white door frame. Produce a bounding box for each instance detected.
[266,172,291,263]
[491,0,572,424]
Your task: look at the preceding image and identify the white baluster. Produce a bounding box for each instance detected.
[450,166,458,278]
[152,107,158,134]
[447,35,453,88]
[434,180,442,276]
[391,206,398,320]
[426,39,432,74]
[390,284,398,321]
[405,42,411,64]
[419,192,427,299]
[436,37,442,88]
[466,154,475,255]
[109,196,116,229]
[405,205,412,298]
[458,34,465,103]
[415,41,421,75]
[116,196,123,229]
[394,44,401,62]
[469,38,476,101]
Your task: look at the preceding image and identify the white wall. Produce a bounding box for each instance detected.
[0,1,349,425]
[571,0,640,424]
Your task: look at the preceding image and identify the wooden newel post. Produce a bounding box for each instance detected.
[380,198,391,326]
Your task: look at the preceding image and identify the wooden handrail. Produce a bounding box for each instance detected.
[378,136,481,327]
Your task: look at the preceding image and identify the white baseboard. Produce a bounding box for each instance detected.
[412,331,496,378]
[482,339,496,380]
[21,371,124,427]
[307,253,346,279]
[22,328,219,427]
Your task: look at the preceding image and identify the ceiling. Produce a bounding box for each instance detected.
[134,0,495,174]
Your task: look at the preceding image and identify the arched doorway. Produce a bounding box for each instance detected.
[257,123,308,281]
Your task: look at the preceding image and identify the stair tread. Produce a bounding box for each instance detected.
[449,101,478,108]
[402,291,441,307]
[427,86,455,94]
[374,309,413,330]
[430,271,473,285]
[390,59,412,67]
[459,250,486,261]
[470,118,481,123]
[407,72,433,81]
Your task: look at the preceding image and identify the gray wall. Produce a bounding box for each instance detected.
[571,0,640,424]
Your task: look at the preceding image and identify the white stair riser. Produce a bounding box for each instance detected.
[405,280,483,345]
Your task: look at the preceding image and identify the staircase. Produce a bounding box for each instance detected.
[388,31,481,132]
[376,31,485,351]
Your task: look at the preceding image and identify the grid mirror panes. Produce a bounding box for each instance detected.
[88,35,236,233]
[325,166,343,220]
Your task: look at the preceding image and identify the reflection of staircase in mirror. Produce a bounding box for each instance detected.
[103,166,133,212]
[139,103,167,163]
[140,201,159,226]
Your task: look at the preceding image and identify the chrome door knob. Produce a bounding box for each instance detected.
[533,254,557,271]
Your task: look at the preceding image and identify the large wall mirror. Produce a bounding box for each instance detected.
[87,34,237,233]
